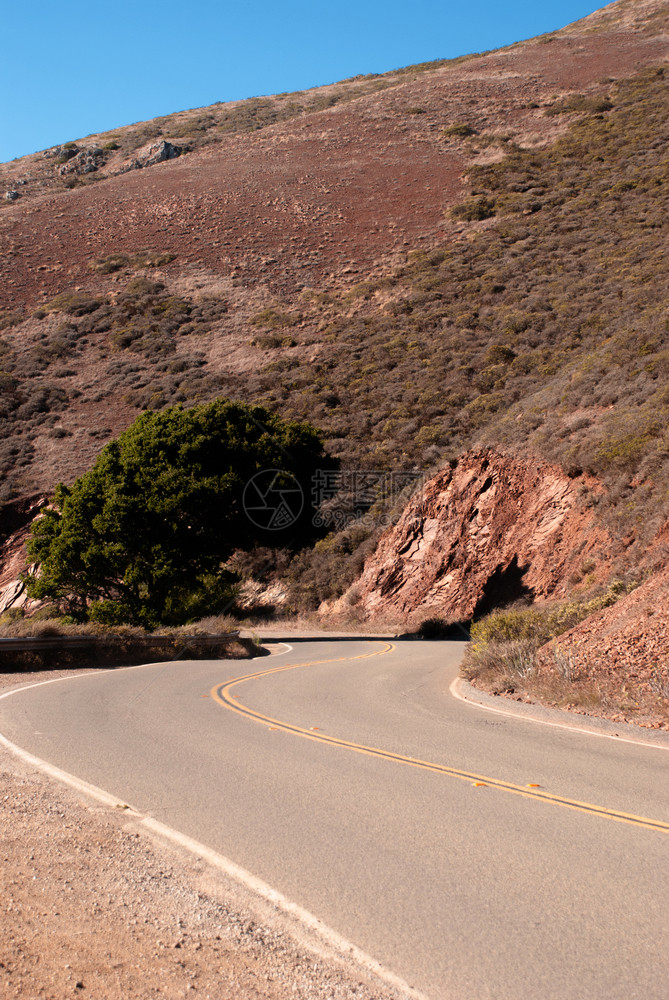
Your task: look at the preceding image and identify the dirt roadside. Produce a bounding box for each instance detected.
[0,666,406,1000]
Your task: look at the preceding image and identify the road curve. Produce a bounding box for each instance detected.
[1,639,668,999]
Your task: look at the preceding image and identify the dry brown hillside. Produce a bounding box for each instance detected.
[1,0,668,719]
[0,0,667,493]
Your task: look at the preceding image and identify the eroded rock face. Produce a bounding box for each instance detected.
[141,140,182,165]
[342,450,612,621]
[0,494,48,613]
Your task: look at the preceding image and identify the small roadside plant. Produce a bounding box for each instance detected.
[462,582,633,688]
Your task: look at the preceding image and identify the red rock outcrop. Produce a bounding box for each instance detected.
[342,450,613,621]
[0,494,47,614]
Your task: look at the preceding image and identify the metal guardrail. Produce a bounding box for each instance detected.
[0,632,240,652]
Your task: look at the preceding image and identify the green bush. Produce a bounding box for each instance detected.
[26,400,328,626]
[250,308,300,330]
[465,583,634,682]
[45,291,104,316]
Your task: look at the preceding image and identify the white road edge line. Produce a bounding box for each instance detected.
[141,816,428,1000]
[449,676,669,751]
[0,657,426,1000]
[0,726,130,809]
[254,641,293,659]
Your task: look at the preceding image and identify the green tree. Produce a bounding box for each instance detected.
[26,399,327,626]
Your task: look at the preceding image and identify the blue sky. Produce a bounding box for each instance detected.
[2,1,604,163]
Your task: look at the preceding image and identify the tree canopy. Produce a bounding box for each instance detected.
[25,399,327,626]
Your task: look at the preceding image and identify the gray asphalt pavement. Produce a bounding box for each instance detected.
[1,639,668,999]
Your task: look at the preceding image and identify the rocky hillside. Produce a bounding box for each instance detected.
[1,0,668,708]
[0,495,47,613]
[541,554,669,694]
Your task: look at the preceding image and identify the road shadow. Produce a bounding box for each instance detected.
[253,625,471,644]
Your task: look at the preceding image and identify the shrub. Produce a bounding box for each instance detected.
[463,583,634,683]
[443,123,476,138]
[545,94,613,117]
[285,522,380,612]
[0,311,24,330]
[252,334,297,349]
[45,291,104,316]
[451,196,496,221]
[250,307,300,329]
[90,250,176,274]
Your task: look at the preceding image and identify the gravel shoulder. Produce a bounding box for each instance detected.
[0,666,405,1000]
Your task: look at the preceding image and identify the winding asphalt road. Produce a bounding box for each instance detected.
[1,639,668,999]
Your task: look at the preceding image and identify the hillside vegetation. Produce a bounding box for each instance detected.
[2,62,669,610]
[247,67,669,581]
[0,54,483,204]
[24,400,325,626]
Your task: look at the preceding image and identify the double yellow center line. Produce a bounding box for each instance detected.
[211,642,669,835]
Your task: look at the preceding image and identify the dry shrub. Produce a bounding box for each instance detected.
[462,584,632,687]
[90,251,176,274]
[160,614,239,636]
[0,618,251,673]
[462,638,537,685]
